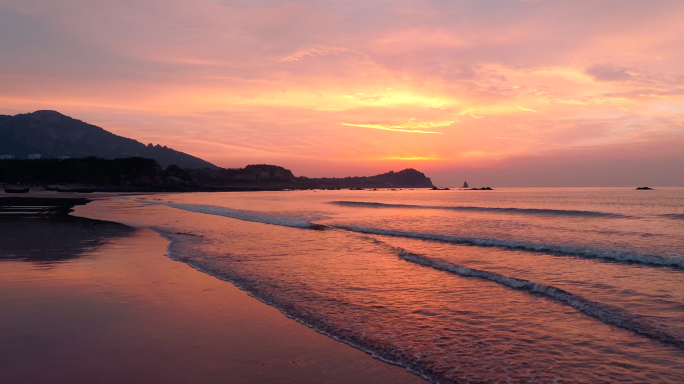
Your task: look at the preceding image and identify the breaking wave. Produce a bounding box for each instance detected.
[374,241,684,350]
[135,198,167,206]
[335,226,684,269]
[152,228,436,383]
[165,202,328,230]
[137,200,682,268]
[331,201,629,218]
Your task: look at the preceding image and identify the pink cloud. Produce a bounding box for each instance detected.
[0,0,683,185]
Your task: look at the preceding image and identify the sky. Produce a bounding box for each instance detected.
[1,0,683,186]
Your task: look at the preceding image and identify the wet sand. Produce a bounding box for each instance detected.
[0,214,426,384]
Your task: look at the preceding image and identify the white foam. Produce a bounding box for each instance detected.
[166,202,328,230]
[331,201,629,218]
[135,198,168,206]
[152,228,436,383]
[386,243,684,350]
[336,226,684,268]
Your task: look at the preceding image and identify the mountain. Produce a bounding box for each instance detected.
[0,110,217,169]
[0,110,435,189]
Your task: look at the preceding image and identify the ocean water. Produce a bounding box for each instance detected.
[76,188,684,383]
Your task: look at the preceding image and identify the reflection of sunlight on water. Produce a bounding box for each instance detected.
[1,227,421,384]
[71,188,684,383]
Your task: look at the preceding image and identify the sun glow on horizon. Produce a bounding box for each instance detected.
[0,0,683,185]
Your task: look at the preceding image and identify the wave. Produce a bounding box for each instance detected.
[156,225,684,381]
[376,241,684,350]
[135,198,168,206]
[165,202,328,230]
[139,200,682,268]
[153,228,437,383]
[331,201,629,218]
[335,226,684,269]
[663,214,684,220]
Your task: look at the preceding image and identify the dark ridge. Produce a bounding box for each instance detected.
[296,168,435,189]
[0,111,435,189]
[191,164,297,185]
[0,110,217,169]
[187,166,435,189]
[0,157,165,187]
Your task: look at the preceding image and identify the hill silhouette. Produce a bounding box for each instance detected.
[190,165,434,188]
[0,110,216,169]
[0,111,435,189]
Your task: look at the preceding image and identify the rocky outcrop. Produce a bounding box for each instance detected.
[189,164,296,186]
[188,166,434,188]
[297,168,435,189]
[163,165,200,188]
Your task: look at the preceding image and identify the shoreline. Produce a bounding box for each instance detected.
[0,198,426,384]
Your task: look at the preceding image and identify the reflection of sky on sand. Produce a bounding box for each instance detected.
[0,219,423,384]
[0,216,135,264]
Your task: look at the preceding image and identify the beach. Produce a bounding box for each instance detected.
[0,201,425,384]
[3,188,684,383]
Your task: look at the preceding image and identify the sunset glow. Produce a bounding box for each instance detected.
[1,0,683,185]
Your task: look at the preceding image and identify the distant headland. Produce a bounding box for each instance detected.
[0,111,435,191]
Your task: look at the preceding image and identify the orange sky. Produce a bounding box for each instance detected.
[1,0,683,186]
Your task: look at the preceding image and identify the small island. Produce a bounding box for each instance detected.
[636,187,653,190]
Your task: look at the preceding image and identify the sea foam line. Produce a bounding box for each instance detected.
[165,202,328,230]
[152,228,439,384]
[368,239,684,351]
[335,226,684,269]
[331,201,629,218]
[142,199,683,268]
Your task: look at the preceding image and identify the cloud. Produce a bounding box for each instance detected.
[339,121,451,134]
[353,94,390,102]
[585,64,634,82]
[281,47,349,63]
[0,0,683,185]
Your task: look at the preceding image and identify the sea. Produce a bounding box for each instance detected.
[75,187,684,383]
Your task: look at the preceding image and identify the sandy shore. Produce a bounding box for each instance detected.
[0,211,425,384]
